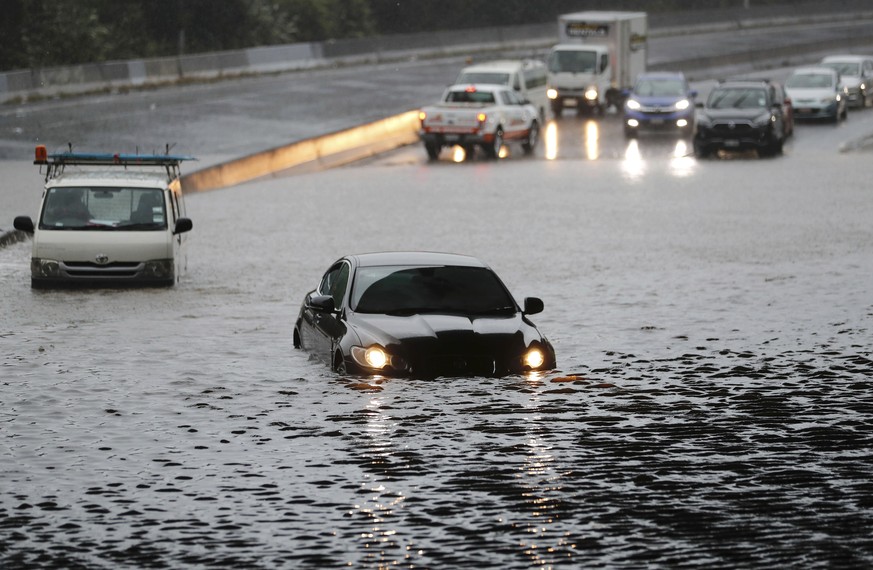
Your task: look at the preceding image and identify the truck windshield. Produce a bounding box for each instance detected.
[39,187,167,230]
[548,50,597,73]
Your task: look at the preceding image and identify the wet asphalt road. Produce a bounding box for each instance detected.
[3,17,873,570]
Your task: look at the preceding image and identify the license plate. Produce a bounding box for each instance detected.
[724,139,740,148]
[798,108,812,114]
[650,118,664,125]
[444,135,459,142]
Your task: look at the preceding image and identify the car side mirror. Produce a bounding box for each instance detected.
[13,215,34,233]
[308,294,336,312]
[523,297,544,315]
[174,217,193,234]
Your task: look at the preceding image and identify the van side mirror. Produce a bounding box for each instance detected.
[13,216,34,233]
[523,297,544,315]
[174,217,193,234]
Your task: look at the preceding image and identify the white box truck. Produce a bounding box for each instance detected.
[546,11,647,117]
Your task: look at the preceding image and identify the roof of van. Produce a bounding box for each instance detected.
[821,54,871,63]
[460,59,545,72]
[45,169,178,189]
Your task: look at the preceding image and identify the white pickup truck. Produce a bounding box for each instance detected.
[418,84,540,160]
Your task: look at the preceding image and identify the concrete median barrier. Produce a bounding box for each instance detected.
[181,110,422,192]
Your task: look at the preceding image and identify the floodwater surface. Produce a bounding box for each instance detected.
[2,143,872,568]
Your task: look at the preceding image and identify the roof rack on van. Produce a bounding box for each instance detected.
[34,144,197,182]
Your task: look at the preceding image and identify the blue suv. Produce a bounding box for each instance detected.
[623,71,697,137]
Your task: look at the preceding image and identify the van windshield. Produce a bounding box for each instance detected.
[39,187,167,230]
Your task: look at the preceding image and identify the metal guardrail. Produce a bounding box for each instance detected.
[3,5,873,105]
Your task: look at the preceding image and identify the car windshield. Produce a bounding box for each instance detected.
[456,72,511,86]
[786,73,834,89]
[548,49,596,73]
[634,78,686,97]
[39,187,166,230]
[822,62,860,76]
[351,265,517,316]
[707,87,767,109]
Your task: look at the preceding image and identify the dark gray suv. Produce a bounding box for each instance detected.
[693,80,786,158]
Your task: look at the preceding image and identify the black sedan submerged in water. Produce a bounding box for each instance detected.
[293,252,556,377]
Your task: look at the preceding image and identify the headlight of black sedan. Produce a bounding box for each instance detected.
[350,345,408,372]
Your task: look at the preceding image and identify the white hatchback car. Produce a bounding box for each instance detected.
[13,146,195,288]
[784,66,849,122]
[820,54,873,109]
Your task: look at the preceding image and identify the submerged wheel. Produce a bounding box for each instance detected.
[551,101,563,118]
[424,142,441,160]
[693,140,711,158]
[484,128,504,159]
[522,121,539,154]
[333,351,347,374]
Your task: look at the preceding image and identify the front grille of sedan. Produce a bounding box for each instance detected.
[415,354,501,376]
[639,106,673,114]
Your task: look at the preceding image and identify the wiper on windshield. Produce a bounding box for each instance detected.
[383,307,445,316]
[117,222,163,230]
[469,306,516,316]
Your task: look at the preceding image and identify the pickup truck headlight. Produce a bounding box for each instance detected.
[584,87,599,101]
[547,88,558,100]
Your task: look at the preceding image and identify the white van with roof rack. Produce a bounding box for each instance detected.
[13,146,195,288]
[454,59,550,121]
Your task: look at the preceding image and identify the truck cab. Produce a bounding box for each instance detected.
[13,146,195,288]
[546,11,647,117]
[546,43,611,116]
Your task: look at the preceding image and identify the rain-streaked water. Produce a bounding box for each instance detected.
[2,136,873,569]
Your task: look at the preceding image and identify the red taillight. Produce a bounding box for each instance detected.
[465,86,477,93]
[34,145,47,163]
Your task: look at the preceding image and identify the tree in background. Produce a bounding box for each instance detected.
[0,0,791,71]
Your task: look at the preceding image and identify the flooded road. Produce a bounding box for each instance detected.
[3,109,873,567]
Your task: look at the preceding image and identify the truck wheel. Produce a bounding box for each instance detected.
[522,122,539,154]
[424,142,441,160]
[484,128,504,159]
[551,101,563,118]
